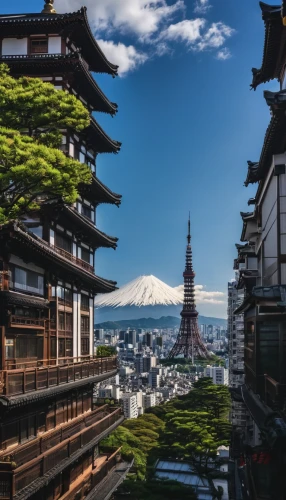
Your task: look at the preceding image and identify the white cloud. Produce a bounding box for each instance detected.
[194,0,211,14]
[174,285,226,305]
[216,47,232,60]
[161,19,234,52]
[97,40,147,75]
[55,0,235,75]
[162,19,206,45]
[56,0,185,37]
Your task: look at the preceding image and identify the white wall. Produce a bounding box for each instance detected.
[2,38,28,55]
[73,292,78,359]
[89,298,94,356]
[48,36,61,54]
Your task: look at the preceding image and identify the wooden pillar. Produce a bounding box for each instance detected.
[0,326,5,371]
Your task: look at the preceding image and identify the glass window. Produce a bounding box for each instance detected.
[5,339,14,359]
[81,316,90,334]
[82,205,92,219]
[55,233,72,253]
[81,248,90,264]
[81,338,89,355]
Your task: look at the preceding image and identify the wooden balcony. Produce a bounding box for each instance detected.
[51,244,94,274]
[0,405,113,466]
[8,316,45,329]
[0,408,123,499]
[60,448,122,500]
[0,356,117,397]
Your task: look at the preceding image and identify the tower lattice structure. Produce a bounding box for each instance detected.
[168,217,209,362]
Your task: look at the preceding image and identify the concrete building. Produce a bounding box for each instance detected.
[142,392,156,409]
[204,365,229,386]
[122,393,138,419]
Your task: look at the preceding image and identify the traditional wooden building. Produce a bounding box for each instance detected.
[0,1,128,499]
[231,2,286,499]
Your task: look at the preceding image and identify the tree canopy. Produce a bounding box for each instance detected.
[96,345,116,357]
[0,64,91,222]
[114,479,197,500]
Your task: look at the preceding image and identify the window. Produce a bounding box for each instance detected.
[81,316,90,334]
[13,267,44,295]
[81,294,90,311]
[30,38,48,54]
[59,312,65,331]
[82,205,93,220]
[5,339,14,359]
[81,338,89,355]
[81,248,91,264]
[66,314,72,332]
[55,233,72,253]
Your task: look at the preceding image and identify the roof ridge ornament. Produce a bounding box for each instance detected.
[42,0,56,14]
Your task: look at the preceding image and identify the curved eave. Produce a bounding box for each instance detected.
[0,222,117,293]
[80,174,122,206]
[79,7,118,75]
[244,161,259,186]
[1,53,118,115]
[83,116,121,154]
[251,2,284,89]
[0,9,118,76]
[63,206,118,249]
[240,212,257,242]
[255,94,286,183]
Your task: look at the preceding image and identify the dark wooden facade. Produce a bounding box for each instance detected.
[232,3,286,499]
[0,3,124,499]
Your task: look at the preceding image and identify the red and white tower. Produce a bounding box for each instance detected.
[168,216,210,362]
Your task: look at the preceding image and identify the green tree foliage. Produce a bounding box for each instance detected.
[0,64,89,147]
[114,479,197,500]
[0,64,91,222]
[96,345,116,357]
[101,426,147,479]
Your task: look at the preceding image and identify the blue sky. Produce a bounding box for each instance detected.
[4,1,278,317]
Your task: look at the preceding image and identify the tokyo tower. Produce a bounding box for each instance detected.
[168,216,210,362]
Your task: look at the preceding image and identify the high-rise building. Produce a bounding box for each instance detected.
[142,393,156,409]
[204,366,229,386]
[231,3,286,497]
[0,2,127,498]
[122,394,138,419]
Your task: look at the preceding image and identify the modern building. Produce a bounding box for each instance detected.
[122,393,138,419]
[204,365,229,386]
[148,367,162,388]
[231,2,286,498]
[0,1,128,499]
[142,392,156,409]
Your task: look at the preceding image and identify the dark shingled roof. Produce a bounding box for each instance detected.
[0,8,118,75]
[251,2,286,89]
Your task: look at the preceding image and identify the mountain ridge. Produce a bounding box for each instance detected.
[95,315,227,330]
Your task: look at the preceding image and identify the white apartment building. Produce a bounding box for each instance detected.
[122,393,138,419]
[142,392,156,409]
[204,365,229,386]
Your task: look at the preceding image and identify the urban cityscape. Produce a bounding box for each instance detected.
[0,0,285,499]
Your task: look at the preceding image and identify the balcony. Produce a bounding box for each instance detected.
[51,244,94,274]
[0,356,118,397]
[0,408,124,499]
[8,316,45,329]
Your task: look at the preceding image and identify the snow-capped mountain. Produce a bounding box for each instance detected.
[94,275,183,308]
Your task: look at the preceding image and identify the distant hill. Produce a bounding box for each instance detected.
[95,315,227,330]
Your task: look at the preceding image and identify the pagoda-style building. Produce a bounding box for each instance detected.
[231,2,286,499]
[0,1,129,499]
[168,217,209,361]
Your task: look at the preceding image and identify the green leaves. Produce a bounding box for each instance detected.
[0,127,91,223]
[0,65,92,223]
[0,64,90,147]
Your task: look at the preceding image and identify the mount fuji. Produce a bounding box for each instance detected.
[94,275,226,327]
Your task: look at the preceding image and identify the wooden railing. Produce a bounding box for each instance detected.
[9,316,45,329]
[60,448,122,500]
[0,271,10,291]
[0,405,109,464]
[0,408,123,498]
[51,245,94,273]
[0,356,117,396]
